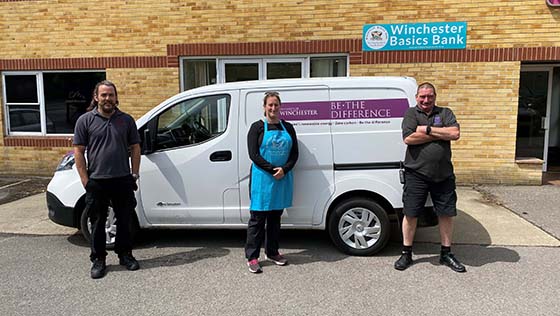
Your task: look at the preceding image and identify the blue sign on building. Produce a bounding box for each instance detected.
[363,22,467,51]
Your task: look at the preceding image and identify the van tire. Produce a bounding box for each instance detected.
[80,205,139,250]
[328,198,390,256]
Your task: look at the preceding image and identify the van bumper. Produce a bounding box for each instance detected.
[46,191,76,228]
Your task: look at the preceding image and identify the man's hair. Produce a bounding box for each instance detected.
[416,82,437,96]
[87,80,119,111]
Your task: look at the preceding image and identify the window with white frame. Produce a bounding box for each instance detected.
[2,71,106,135]
[180,55,348,91]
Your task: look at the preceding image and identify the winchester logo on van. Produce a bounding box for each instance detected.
[363,22,467,51]
[280,98,409,121]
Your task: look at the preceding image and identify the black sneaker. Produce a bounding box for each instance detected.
[247,259,262,273]
[265,253,288,266]
[394,252,413,271]
[440,253,466,273]
[91,259,106,279]
[119,253,140,271]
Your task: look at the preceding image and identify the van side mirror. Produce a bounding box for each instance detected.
[142,128,154,155]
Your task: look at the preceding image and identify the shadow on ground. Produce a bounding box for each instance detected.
[66,218,520,269]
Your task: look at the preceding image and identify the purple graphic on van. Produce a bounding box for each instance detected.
[280,98,409,121]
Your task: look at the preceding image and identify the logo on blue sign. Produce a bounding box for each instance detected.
[363,22,467,51]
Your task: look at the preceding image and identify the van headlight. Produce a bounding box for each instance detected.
[55,151,75,171]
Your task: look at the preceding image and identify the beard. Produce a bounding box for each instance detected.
[99,100,116,115]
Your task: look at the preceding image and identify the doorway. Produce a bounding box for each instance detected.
[516,65,560,173]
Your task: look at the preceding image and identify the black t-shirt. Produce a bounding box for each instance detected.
[73,108,140,179]
[401,105,459,182]
[247,119,299,175]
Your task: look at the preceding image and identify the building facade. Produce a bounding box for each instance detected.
[1,0,559,184]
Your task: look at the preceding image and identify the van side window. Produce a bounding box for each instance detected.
[155,94,230,150]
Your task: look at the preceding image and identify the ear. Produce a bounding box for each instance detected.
[93,94,99,102]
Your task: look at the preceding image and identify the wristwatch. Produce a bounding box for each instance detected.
[426,125,432,135]
[132,173,140,180]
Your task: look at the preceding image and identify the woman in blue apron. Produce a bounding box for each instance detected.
[245,91,299,273]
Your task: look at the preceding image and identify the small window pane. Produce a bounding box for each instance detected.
[155,94,230,150]
[5,75,38,103]
[43,72,106,134]
[183,60,217,90]
[225,63,259,82]
[8,105,41,132]
[267,62,302,79]
[310,57,347,77]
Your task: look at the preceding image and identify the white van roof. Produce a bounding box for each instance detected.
[137,76,417,126]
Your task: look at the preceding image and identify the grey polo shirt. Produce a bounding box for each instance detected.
[402,105,459,182]
[73,108,140,179]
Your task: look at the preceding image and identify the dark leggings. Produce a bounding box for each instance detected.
[245,210,283,260]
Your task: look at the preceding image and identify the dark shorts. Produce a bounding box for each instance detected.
[403,170,457,217]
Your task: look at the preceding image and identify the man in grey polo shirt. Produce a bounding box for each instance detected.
[394,82,466,273]
[74,80,141,279]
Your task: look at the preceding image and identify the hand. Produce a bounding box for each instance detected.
[81,177,88,188]
[416,125,428,134]
[273,167,285,180]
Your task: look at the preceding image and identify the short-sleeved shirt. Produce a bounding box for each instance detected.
[73,108,140,179]
[402,105,459,182]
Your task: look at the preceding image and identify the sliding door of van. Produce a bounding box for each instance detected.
[139,92,239,224]
[238,86,333,225]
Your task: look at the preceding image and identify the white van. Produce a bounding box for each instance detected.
[47,76,433,255]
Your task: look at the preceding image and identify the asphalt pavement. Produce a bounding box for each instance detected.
[1,178,559,315]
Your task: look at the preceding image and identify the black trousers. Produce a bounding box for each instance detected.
[245,210,283,260]
[85,176,137,262]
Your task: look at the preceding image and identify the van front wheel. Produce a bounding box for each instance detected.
[328,198,390,256]
[80,205,139,250]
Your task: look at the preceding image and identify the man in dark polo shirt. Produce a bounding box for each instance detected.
[394,82,466,273]
[74,80,141,279]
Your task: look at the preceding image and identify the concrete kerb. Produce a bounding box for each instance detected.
[0,187,559,248]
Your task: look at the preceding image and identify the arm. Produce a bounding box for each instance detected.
[74,145,88,188]
[130,143,141,175]
[247,121,275,174]
[407,125,460,144]
[425,125,460,141]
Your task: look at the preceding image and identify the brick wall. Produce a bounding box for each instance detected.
[1,0,559,58]
[351,61,543,184]
[2,0,559,183]
[106,68,179,119]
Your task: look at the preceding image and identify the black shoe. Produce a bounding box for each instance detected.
[91,259,106,279]
[440,253,466,273]
[119,253,140,271]
[394,252,413,271]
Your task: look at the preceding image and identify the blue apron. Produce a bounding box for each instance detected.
[250,120,294,211]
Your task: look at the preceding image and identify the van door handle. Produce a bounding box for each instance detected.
[210,150,232,162]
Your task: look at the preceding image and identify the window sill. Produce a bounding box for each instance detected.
[3,136,73,148]
[515,157,544,165]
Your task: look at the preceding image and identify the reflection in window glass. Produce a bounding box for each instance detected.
[8,105,42,132]
[155,94,230,150]
[5,75,38,103]
[267,62,302,79]
[183,59,217,90]
[310,57,347,77]
[43,72,106,134]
